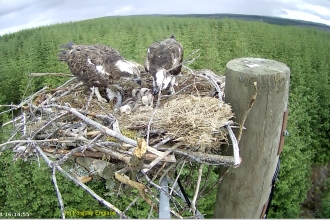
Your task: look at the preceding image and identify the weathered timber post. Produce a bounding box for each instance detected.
[214,58,290,218]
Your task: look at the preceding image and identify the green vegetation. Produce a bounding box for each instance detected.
[0,16,329,218]
[317,178,330,218]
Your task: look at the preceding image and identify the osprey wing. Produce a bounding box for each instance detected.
[59,44,112,87]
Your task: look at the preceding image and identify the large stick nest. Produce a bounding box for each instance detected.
[1,66,241,218]
[32,68,233,153]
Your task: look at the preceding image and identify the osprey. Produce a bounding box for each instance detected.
[145,35,183,95]
[58,42,141,106]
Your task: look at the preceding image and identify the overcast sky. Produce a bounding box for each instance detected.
[1,0,330,36]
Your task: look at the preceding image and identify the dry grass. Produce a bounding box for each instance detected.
[120,94,234,149]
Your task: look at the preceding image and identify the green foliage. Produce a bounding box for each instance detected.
[317,178,330,218]
[0,16,330,218]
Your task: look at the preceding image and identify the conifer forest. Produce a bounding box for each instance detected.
[0,16,329,218]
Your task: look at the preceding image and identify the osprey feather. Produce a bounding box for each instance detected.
[58,42,141,106]
[145,35,183,95]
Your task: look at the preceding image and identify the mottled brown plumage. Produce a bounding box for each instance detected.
[145,35,184,95]
[58,42,141,105]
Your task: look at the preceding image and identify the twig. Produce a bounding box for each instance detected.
[198,166,212,199]
[167,177,205,218]
[52,167,65,219]
[46,104,137,146]
[22,111,27,136]
[140,172,183,211]
[82,133,103,153]
[142,142,181,173]
[153,136,173,148]
[94,146,130,164]
[47,104,166,158]
[0,86,48,116]
[148,203,155,219]
[5,125,22,143]
[0,139,74,152]
[200,167,231,198]
[156,147,238,166]
[121,196,140,217]
[29,73,75,77]
[182,66,201,96]
[35,146,128,218]
[146,91,162,146]
[191,164,204,215]
[58,130,89,142]
[57,77,77,88]
[152,162,167,182]
[175,82,203,95]
[43,148,106,159]
[55,133,101,166]
[169,160,186,196]
[31,112,68,139]
[1,116,23,132]
[225,122,241,167]
[195,71,223,102]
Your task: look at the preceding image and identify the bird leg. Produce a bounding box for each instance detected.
[169,76,176,95]
[92,87,108,103]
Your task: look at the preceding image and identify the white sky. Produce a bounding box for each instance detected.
[1,0,330,36]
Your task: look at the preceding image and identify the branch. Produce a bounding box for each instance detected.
[191,164,204,215]
[153,136,174,148]
[142,142,181,173]
[94,146,131,164]
[195,70,224,102]
[200,167,231,198]
[156,147,238,166]
[29,73,75,77]
[43,148,106,159]
[0,139,73,152]
[35,146,128,218]
[52,167,65,219]
[121,196,140,217]
[0,86,48,116]
[46,104,137,146]
[169,160,186,196]
[225,123,241,167]
[31,112,68,139]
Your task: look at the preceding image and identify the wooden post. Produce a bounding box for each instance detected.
[214,58,290,218]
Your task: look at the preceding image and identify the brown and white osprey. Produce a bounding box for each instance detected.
[145,35,183,95]
[58,42,141,107]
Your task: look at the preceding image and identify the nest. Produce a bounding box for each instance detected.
[120,94,233,149]
[1,67,242,218]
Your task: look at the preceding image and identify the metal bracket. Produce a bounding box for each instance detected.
[277,108,289,155]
